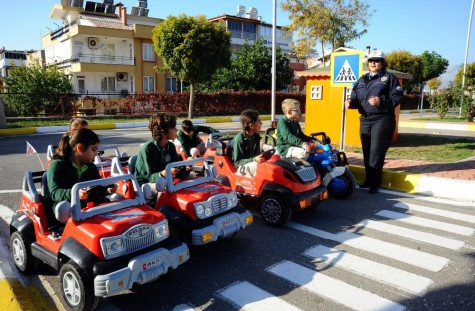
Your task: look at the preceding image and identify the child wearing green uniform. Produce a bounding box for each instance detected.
[177,119,217,159]
[231,109,263,177]
[276,98,313,160]
[46,128,114,212]
[134,113,182,198]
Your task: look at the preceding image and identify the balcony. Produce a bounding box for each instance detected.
[73,54,134,65]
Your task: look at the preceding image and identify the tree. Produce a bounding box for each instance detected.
[3,59,72,117]
[281,0,372,58]
[420,51,449,83]
[199,38,293,92]
[152,14,231,118]
[455,62,475,86]
[385,50,422,91]
[427,77,441,94]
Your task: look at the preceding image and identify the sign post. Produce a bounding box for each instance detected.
[330,50,364,151]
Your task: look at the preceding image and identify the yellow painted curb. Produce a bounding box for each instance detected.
[398,121,425,128]
[468,123,475,131]
[349,165,421,193]
[0,279,35,311]
[0,128,37,136]
[205,117,233,123]
[88,123,116,130]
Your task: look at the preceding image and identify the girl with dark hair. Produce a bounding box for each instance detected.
[47,128,114,211]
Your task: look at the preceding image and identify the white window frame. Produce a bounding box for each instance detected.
[77,76,85,93]
[101,76,116,92]
[310,85,322,100]
[143,76,155,93]
[143,43,155,61]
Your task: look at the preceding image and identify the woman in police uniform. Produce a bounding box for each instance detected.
[345,49,404,194]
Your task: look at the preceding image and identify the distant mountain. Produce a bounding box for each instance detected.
[439,64,462,87]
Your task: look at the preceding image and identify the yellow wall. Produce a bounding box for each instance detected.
[305,76,362,147]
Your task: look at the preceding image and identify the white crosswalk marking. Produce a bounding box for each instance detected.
[267,261,406,311]
[286,221,449,271]
[304,245,433,296]
[376,210,474,236]
[217,281,302,311]
[357,219,466,250]
[393,202,475,224]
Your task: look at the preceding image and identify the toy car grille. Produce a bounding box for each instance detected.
[212,196,228,213]
[124,231,155,253]
[296,167,317,182]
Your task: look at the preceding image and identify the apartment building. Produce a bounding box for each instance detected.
[208,5,309,92]
[43,0,170,110]
[0,48,35,79]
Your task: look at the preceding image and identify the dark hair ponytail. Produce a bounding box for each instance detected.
[53,128,100,160]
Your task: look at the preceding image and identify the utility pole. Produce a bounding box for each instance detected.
[461,0,474,117]
[271,0,277,125]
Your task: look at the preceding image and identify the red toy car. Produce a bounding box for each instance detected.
[9,172,189,311]
[205,133,328,227]
[129,157,254,246]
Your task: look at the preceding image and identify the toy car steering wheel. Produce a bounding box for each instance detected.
[261,149,275,161]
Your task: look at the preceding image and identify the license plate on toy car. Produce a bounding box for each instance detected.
[222,218,236,228]
[142,257,161,271]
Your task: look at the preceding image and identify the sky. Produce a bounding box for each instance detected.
[1,0,475,84]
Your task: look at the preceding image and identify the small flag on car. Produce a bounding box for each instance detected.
[26,141,37,155]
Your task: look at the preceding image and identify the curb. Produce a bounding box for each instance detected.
[349,165,475,202]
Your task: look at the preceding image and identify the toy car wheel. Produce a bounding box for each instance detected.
[259,194,291,227]
[328,169,356,199]
[60,261,99,311]
[10,231,39,273]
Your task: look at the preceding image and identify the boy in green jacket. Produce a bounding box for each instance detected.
[231,109,264,177]
[134,113,182,199]
[276,98,313,160]
[177,119,217,159]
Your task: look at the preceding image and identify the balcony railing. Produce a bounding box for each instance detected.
[73,54,135,65]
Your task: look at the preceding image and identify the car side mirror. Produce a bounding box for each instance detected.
[155,177,167,192]
[55,201,71,224]
[210,165,218,179]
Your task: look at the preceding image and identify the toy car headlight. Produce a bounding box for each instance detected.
[195,204,205,217]
[228,192,238,206]
[104,239,124,257]
[154,222,169,239]
[204,207,213,217]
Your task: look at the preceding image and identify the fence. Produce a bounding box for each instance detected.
[0,91,307,118]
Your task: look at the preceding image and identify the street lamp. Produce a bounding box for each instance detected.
[271,0,277,124]
[461,0,474,117]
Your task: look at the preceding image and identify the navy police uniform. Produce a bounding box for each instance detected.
[348,70,403,190]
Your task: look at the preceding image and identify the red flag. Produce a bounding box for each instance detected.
[26,141,37,155]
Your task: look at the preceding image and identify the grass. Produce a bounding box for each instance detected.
[346,133,475,163]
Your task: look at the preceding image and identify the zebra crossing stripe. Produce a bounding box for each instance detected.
[358,219,466,250]
[304,245,433,296]
[376,210,474,236]
[267,261,406,311]
[286,221,449,272]
[217,281,302,311]
[393,202,475,224]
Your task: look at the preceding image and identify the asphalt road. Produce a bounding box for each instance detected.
[1,127,474,311]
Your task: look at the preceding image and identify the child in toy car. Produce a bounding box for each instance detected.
[46,128,116,211]
[276,98,315,159]
[231,109,265,177]
[177,119,217,159]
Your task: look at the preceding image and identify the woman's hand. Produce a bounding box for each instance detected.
[254,154,264,163]
[345,99,352,109]
[368,96,380,106]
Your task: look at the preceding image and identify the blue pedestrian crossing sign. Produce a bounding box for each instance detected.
[330,50,364,87]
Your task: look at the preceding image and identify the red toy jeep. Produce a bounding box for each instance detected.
[131,157,254,246]
[9,172,189,311]
[205,133,328,227]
